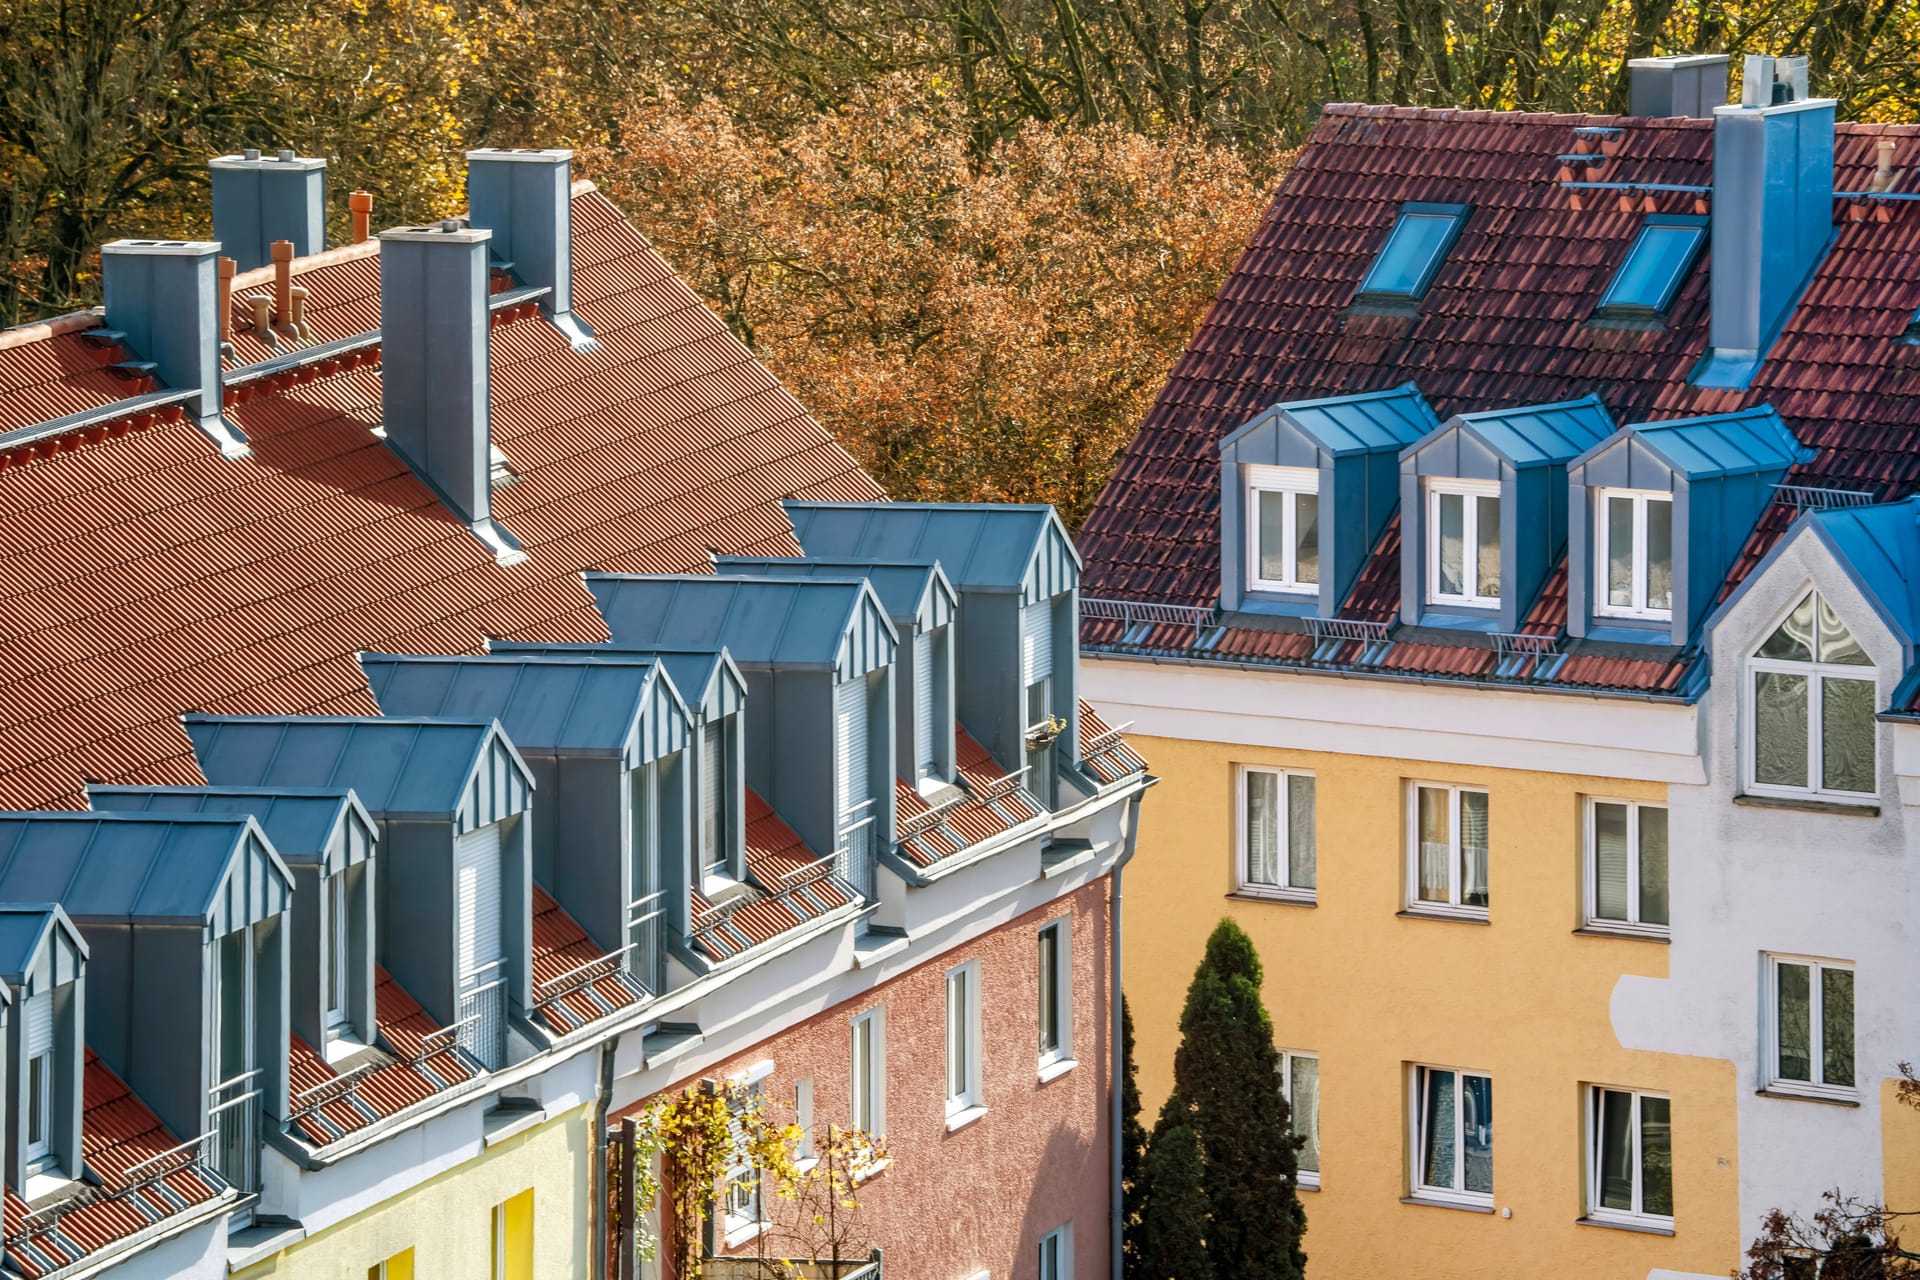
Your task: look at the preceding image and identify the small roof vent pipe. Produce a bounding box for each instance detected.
[1627,54,1729,118]
[1871,140,1898,193]
[208,149,326,272]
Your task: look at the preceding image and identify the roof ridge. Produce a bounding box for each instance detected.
[0,308,105,353]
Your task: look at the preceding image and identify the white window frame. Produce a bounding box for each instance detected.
[1745,593,1879,801]
[1763,953,1857,1101]
[1280,1050,1320,1189]
[1426,477,1502,608]
[722,1061,774,1245]
[25,1049,52,1166]
[1582,798,1668,937]
[794,1075,815,1165]
[1404,782,1490,919]
[945,961,985,1124]
[1245,464,1321,596]
[1236,766,1315,902]
[1583,1084,1674,1229]
[850,1007,886,1138]
[1592,489,1674,621]
[325,871,350,1032]
[1037,920,1074,1076]
[1037,1225,1072,1280]
[1409,1064,1494,1208]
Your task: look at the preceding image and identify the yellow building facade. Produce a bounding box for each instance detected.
[1118,726,1741,1279]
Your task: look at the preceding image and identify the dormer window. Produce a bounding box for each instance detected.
[1594,491,1673,620]
[1594,216,1706,319]
[834,674,878,893]
[1246,465,1320,595]
[324,872,349,1033]
[1427,479,1501,607]
[23,993,53,1169]
[1749,591,1876,799]
[1358,204,1468,302]
[699,720,729,881]
[914,627,948,782]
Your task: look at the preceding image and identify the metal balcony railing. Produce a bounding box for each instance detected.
[1081,597,1215,647]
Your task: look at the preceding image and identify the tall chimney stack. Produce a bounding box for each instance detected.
[1627,54,1729,118]
[209,149,326,272]
[464,149,597,352]
[99,240,245,456]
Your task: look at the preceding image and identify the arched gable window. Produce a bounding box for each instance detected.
[1748,591,1877,798]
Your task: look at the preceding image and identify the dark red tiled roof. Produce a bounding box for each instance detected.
[690,789,854,961]
[0,182,883,811]
[531,886,646,1035]
[1078,103,1920,695]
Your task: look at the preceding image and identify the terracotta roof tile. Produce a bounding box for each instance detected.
[689,789,855,962]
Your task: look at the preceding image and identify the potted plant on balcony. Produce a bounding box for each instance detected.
[1024,713,1066,751]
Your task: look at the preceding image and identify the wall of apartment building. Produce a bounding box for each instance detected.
[1087,653,1740,1280]
[630,877,1115,1280]
[230,1104,590,1280]
[1611,529,1919,1251]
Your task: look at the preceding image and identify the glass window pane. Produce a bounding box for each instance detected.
[1601,223,1703,312]
[1640,1096,1673,1216]
[1422,1069,1456,1189]
[1638,807,1669,927]
[1288,776,1316,890]
[1821,677,1877,794]
[1038,930,1059,1055]
[1597,1089,1633,1211]
[1437,494,1465,597]
[1460,791,1489,909]
[1295,493,1320,585]
[948,974,967,1098]
[1290,1056,1320,1174]
[1754,671,1810,788]
[1817,596,1870,665]
[851,1018,872,1132]
[27,1055,45,1145]
[1245,772,1280,886]
[1462,1074,1493,1194]
[1592,802,1630,921]
[1364,212,1456,296]
[1821,968,1854,1087]
[1258,490,1289,582]
[1607,497,1635,609]
[1776,962,1811,1081]
[1475,495,1501,599]
[1417,787,1450,903]
[1646,499,1673,612]
[1759,593,1816,661]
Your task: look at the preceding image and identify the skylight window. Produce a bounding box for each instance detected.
[1595,216,1707,318]
[1357,204,1469,301]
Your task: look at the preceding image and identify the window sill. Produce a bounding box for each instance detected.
[849,1158,891,1186]
[1577,1214,1675,1237]
[1573,925,1669,944]
[1734,792,1880,818]
[1038,1057,1078,1084]
[1396,908,1490,926]
[1229,888,1316,907]
[1295,1175,1321,1193]
[945,1104,989,1134]
[794,1157,819,1175]
[1400,1194,1494,1215]
[723,1219,770,1250]
[1755,1086,1860,1108]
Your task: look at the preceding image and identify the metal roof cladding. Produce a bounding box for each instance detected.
[360,651,690,761]
[1433,395,1619,467]
[1079,101,1920,698]
[1611,405,1812,476]
[784,501,1081,597]
[710,555,959,631]
[1220,381,1440,455]
[0,812,292,927]
[0,181,883,814]
[183,715,532,823]
[86,784,370,863]
[485,642,749,722]
[0,903,87,986]
[585,574,898,671]
[1774,497,1920,646]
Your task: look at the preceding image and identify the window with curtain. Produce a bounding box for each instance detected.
[1240,767,1316,899]
[1427,480,1501,607]
[1282,1051,1320,1188]
[1766,954,1855,1099]
[1594,490,1674,621]
[1412,1066,1493,1205]
[1750,591,1876,798]
[1408,784,1490,915]
[1585,800,1668,935]
[1246,465,1321,595]
[1587,1087,1673,1226]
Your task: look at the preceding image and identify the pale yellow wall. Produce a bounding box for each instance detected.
[235,1106,591,1280]
[1884,1077,1920,1239]
[1126,731,1742,1279]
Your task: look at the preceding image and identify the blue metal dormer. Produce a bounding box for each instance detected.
[1218,383,1439,619]
[183,715,533,1073]
[362,652,690,1002]
[1568,405,1812,645]
[0,904,87,1188]
[1398,395,1617,633]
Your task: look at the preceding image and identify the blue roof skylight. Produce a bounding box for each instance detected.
[1357,204,1469,301]
[1595,215,1707,318]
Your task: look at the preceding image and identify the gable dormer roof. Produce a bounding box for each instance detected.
[784,501,1079,604]
[585,575,897,678]
[710,556,959,635]
[88,784,376,875]
[0,903,87,997]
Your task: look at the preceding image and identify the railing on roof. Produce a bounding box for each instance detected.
[968,765,1032,807]
[898,792,970,841]
[691,858,850,948]
[1081,598,1215,648]
[397,1020,469,1067]
[701,1253,881,1280]
[1490,632,1566,679]
[8,1131,223,1248]
[1305,617,1394,664]
[291,1059,384,1118]
[533,943,642,1010]
[1774,483,1878,512]
[1079,719,1134,758]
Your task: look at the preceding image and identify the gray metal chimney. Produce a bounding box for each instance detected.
[465,149,597,352]
[377,221,524,565]
[209,149,326,272]
[99,240,247,457]
[1628,54,1729,118]
[1698,55,1835,388]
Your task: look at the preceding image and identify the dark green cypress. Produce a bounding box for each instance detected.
[1121,997,1150,1271]
[1137,1123,1215,1280]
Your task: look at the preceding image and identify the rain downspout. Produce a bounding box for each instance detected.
[1110,790,1142,1280]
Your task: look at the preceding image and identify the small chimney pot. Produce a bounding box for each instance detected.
[270,240,295,324]
[349,191,374,244]
[277,148,295,163]
[243,148,261,161]
[217,255,236,338]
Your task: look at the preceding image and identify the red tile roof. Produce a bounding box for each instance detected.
[530,886,646,1035]
[0,314,160,437]
[689,789,854,962]
[3,1053,226,1277]
[893,725,1050,868]
[0,182,882,811]
[1078,103,1920,695]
